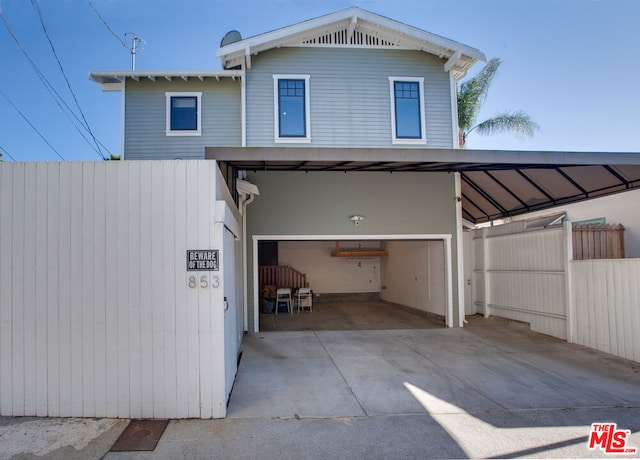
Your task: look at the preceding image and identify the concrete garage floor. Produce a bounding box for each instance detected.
[3,313,640,459]
[259,300,445,331]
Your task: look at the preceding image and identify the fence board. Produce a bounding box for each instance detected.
[150,161,166,418]
[34,164,48,416]
[81,163,96,417]
[570,259,640,362]
[162,161,178,417]
[138,162,154,418]
[0,166,14,415]
[54,165,72,417]
[104,164,119,418]
[93,163,108,417]
[173,161,189,419]
[116,164,131,417]
[573,224,625,260]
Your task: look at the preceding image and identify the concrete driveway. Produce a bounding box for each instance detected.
[3,316,640,459]
[212,317,640,458]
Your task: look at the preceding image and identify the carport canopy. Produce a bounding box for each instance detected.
[208,147,640,224]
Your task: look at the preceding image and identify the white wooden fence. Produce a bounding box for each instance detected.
[570,259,640,362]
[471,221,640,362]
[472,222,569,339]
[0,160,242,418]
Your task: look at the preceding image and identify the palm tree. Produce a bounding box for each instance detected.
[457,57,539,148]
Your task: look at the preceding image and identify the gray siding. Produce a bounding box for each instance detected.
[246,47,454,148]
[124,79,241,160]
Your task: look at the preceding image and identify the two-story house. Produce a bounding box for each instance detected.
[3,6,639,422]
[90,7,640,337]
[91,8,487,334]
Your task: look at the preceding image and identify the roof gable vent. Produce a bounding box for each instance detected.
[302,28,397,47]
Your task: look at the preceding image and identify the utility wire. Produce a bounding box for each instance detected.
[0,9,110,158]
[0,144,17,161]
[86,0,128,48]
[31,0,106,159]
[87,0,144,70]
[0,89,65,160]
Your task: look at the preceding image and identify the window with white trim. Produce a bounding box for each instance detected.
[273,75,310,143]
[389,77,426,144]
[165,92,202,136]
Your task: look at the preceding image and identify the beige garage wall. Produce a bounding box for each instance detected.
[381,240,446,316]
[278,241,382,294]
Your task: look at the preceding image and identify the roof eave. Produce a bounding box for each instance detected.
[89,70,244,91]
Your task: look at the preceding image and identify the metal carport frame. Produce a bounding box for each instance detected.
[207,147,640,224]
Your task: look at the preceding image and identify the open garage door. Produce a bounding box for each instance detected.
[252,235,455,332]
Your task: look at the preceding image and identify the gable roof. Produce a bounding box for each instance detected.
[216,7,486,79]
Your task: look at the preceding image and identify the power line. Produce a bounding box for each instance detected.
[0,8,110,159]
[86,0,145,71]
[31,0,106,159]
[0,89,65,160]
[86,0,128,48]
[0,144,17,161]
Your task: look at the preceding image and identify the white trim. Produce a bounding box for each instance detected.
[241,75,247,147]
[120,79,126,159]
[273,75,311,143]
[251,233,454,332]
[454,173,465,327]
[450,72,460,149]
[444,50,463,73]
[245,45,252,70]
[444,236,454,328]
[389,77,427,145]
[564,220,575,343]
[165,92,202,136]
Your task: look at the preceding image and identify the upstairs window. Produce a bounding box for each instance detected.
[166,92,202,136]
[389,77,426,144]
[273,75,310,143]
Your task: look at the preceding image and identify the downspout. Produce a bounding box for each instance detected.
[238,178,257,332]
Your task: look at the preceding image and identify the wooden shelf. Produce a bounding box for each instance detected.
[331,241,388,257]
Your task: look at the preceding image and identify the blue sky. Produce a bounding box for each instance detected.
[0,0,638,161]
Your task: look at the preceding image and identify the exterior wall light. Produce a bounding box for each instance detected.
[350,215,364,225]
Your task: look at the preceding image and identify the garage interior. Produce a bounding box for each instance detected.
[257,239,448,331]
[212,148,640,335]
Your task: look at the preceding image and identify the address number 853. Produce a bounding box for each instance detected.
[188,275,220,289]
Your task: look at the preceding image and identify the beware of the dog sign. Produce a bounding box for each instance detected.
[187,250,219,271]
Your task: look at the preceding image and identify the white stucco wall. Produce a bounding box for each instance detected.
[511,189,640,258]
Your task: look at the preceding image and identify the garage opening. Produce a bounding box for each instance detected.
[252,235,454,332]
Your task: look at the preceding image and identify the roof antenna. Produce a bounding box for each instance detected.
[126,33,146,70]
